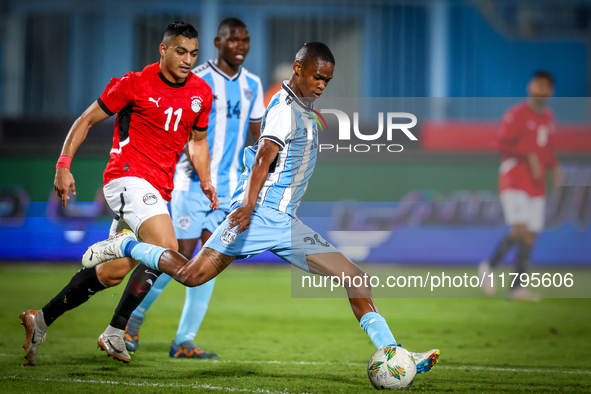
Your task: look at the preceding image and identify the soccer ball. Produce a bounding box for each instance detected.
[367,346,417,390]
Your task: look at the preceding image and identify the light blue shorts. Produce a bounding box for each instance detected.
[203,205,339,272]
[171,189,228,240]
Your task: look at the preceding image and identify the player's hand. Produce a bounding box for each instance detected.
[54,168,76,208]
[201,181,219,210]
[227,206,254,233]
[527,152,542,180]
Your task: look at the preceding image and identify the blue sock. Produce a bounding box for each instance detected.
[121,239,166,271]
[360,312,397,349]
[132,274,173,318]
[175,277,216,345]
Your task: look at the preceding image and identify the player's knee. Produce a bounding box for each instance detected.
[510,226,527,242]
[96,272,123,287]
[157,237,178,251]
[185,273,207,287]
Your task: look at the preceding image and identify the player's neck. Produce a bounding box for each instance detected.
[287,79,313,108]
[214,58,240,77]
[159,61,186,85]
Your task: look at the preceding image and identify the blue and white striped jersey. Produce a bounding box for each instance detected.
[174,60,265,210]
[232,82,319,217]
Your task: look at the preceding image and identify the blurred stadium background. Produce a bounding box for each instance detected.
[0,0,590,266]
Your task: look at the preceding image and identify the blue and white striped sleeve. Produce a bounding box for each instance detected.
[259,105,293,149]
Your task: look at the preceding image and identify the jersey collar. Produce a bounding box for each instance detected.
[157,72,187,88]
[208,60,242,81]
[281,81,314,111]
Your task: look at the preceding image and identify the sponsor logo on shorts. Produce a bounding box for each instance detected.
[178,216,190,230]
[191,96,203,113]
[220,228,237,245]
[143,193,158,205]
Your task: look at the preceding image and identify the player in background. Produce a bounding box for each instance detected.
[123,18,264,359]
[19,21,217,366]
[479,70,562,300]
[84,42,440,374]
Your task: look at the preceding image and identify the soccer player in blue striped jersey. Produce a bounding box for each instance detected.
[86,43,440,373]
[123,18,264,359]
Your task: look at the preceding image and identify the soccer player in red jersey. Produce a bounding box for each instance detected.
[19,21,217,365]
[479,70,562,300]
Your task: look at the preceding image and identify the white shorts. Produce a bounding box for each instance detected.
[499,189,545,233]
[103,177,170,235]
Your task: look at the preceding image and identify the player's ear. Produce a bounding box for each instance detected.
[214,36,221,49]
[159,43,167,58]
[293,61,302,77]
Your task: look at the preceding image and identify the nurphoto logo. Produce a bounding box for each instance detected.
[313,109,418,153]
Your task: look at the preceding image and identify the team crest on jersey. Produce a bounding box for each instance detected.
[220,228,237,245]
[191,96,203,113]
[178,216,190,230]
[143,194,158,205]
[243,88,253,101]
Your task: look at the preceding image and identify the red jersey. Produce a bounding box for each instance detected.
[99,62,212,201]
[498,101,557,197]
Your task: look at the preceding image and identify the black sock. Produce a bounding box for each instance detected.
[110,264,161,330]
[490,235,517,268]
[513,241,532,288]
[41,267,107,327]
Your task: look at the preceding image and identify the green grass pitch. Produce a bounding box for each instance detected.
[1,263,590,393]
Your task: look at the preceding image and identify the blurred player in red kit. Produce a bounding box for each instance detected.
[480,70,562,300]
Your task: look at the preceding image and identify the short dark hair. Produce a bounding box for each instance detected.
[295,42,335,67]
[163,21,198,42]
[532,70,554,86]
[217,18,247,36]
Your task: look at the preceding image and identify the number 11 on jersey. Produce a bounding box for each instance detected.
[164,107,183,131]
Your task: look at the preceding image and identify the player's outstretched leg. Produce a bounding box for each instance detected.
[84,233,229,287]
[19,310,47,366]
[82,230,137,268]
[306,252,440,374]
[410,349,441,373]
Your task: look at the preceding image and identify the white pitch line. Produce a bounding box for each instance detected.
[438,365,591,375]
[2,354,590,376]
[214,360,591,375]
[1,376,302,394]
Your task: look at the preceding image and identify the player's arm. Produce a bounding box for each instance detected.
[498,112,529,159]
[248,121,262,141]
[228,139,280,233]
[54,101,111,208]
[187,127,219,209]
